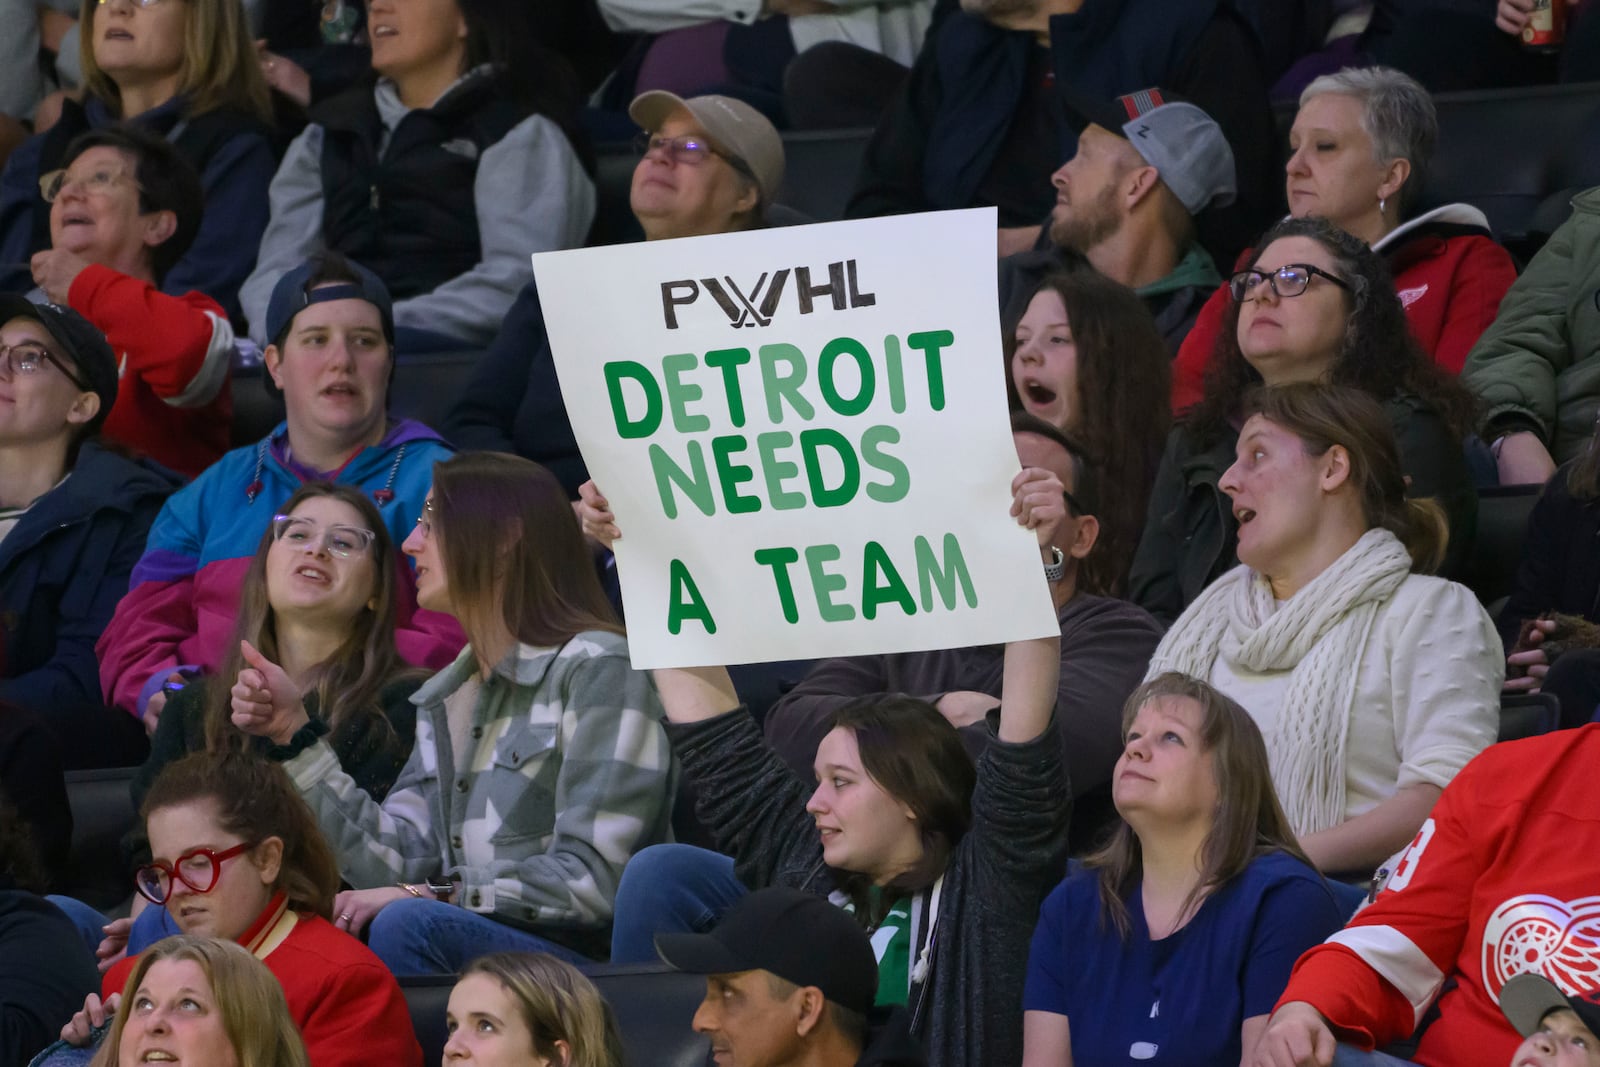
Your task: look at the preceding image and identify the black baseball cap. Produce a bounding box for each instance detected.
[1501,973,1600,1040]
[656,887,878,1015]
[0,295,118,432]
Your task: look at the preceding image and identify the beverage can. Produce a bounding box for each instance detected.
[1523,0,1566,49]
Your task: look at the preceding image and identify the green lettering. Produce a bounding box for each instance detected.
[648,441,714,519]
[861,424,910,503]
[754,547,802,624]
[604,361,663,439]
[704,348,753,428]
[915,533,977,611]
[906,330,953,412]
[662,352,709,433]
[883,335,906,414]
[666,559,716,635]
[757,344,815,423]
[805,544,855,622]
[799,428,861,508]
[861,541,915,620]
[756,431,806,510]
[818,337,875,417]
[711,435,760,514]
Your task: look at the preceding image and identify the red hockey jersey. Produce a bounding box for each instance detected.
[1276,724,1600,1066]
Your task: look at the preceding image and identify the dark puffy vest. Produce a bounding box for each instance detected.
[30,98,270,253]
[313,74,522,300]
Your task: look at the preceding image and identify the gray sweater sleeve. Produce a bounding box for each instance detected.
[240,124,328,343]
[391,114,596,347]
[667,709,828,893]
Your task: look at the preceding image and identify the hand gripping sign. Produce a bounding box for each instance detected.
[533,209,1058,669]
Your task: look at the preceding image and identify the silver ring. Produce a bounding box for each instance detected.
[338,912,351,922]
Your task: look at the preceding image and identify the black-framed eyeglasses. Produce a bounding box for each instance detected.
[633,133,756,183]
[1229,263,1354,302]
[1062,488,1086,518]
[0,340,91,390]
[133,842,257,906]
[271,514,376,558]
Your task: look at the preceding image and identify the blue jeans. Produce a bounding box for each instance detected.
[366,898,591,976]
[45,895,109,960]
[609,844,747,963]
[1332,1046,1420,1066]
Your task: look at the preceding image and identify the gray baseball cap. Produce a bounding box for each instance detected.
[1063,87,1237,216]
[629,91,786,205]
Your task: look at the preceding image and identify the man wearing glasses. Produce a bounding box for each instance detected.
[0,296,178,766]
[446,91,786,495]
[27,123,235,477]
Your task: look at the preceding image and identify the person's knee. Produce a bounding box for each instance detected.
[366,896,437,956]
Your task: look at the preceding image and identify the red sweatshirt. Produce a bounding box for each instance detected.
[68,263,234,477]
[1274,725,1600,1067]
[1170,206,1519,412]
[104,895,422,1067]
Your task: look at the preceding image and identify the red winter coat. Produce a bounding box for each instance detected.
[1171,205,1518,412]
[67,263,234,477]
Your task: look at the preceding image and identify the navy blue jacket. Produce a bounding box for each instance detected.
[442,277,588,496]
[844,0,1278,264]
[0,443,179,719]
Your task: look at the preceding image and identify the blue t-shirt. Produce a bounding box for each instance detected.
[1023,851,1346,1066]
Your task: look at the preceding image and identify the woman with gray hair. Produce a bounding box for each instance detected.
[1171,66,1518,410]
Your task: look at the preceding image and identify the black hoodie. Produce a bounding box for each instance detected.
[857,1008,927,1067]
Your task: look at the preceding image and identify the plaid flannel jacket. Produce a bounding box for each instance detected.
[286,631,676,931]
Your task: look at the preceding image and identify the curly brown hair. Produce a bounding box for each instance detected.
[1187,216,1476,446]
[1006,271,1171,594]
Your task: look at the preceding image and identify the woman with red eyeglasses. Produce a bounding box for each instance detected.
[46,751,422,1067]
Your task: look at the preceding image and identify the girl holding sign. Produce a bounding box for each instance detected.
[581,472,1071,1067]
[231,453,676,973]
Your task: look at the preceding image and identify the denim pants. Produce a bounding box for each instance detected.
[609,844,748,963]
[1332,1045,1421,1066]
[366,897,591,975]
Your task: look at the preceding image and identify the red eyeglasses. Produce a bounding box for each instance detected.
[133,842,257,906]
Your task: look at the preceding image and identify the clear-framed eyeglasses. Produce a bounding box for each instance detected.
[271,514,377,558]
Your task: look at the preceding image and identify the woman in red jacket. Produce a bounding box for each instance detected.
[51,752,423,1067]
[1171,66,1517,413]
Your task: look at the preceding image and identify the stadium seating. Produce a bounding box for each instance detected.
[403,963,710,1066]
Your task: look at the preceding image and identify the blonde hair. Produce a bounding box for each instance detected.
[79,0,273,124]
[461,953,628,1067]
[95,936,309,1067]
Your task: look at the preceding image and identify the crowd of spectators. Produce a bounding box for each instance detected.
[5,1,1600,1065]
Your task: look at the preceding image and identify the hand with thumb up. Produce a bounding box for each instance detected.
[230,640,310,746]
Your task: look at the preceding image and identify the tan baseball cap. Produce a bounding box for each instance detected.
[629,91,786,205]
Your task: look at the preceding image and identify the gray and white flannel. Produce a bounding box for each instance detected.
[286,632,676,930]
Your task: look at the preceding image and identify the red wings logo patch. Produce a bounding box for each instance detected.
[1482,894,1600,1002]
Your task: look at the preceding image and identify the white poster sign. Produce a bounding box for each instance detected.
[533,209,1058,669]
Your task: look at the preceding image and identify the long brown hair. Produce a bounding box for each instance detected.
[96,936,309,1067]
[78,0,273,123]
[1086,673,1312,938]
[204,483,419,756]
[1188,216,1476,446]
[825,696,976,923]
[430,453,622,653]
[461,953,628,1067]
[1005,271,1170,594]
[1567,417,1600,500]
[142,752,341,920]
[1243,383,1449,573]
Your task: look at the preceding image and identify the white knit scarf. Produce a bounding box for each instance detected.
[1148,528,1414,834]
